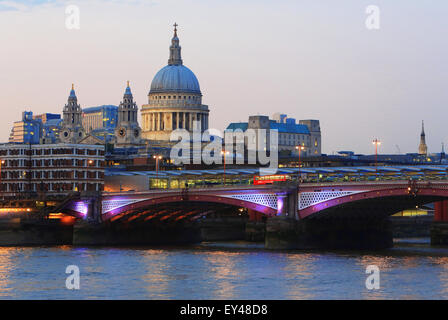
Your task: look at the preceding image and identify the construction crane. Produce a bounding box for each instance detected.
[395,145,401,154]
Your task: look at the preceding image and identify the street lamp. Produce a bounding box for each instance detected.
[295,145,305,181]
[0,160,4,200]
[221,150,230,185]
[372,138,381,175]
[153,155,163,180]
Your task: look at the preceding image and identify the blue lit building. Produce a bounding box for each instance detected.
[82,105,118,143]
[82,105,118,133]
[41,118,63,144]
[9,112,63,144]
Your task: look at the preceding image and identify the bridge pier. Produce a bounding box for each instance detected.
[83,192,102,223]
[265,217,393,250]
[431,201,448,245]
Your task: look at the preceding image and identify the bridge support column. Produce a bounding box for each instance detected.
[277,187,298,219]
[431,201,448,245]
[82,192,102,223]
[434,201,448,222]
[265,217,393,250]
[248,209,263,222]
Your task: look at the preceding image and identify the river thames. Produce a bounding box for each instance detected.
[0,238,447,300]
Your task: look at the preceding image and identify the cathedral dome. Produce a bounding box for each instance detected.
[150,65,201,95]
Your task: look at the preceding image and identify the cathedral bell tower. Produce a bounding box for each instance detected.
[59,84,86,144]
[114,81,143,147]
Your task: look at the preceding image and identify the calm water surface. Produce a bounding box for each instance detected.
[0,238,447,299]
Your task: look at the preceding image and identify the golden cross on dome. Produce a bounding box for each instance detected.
[173,22,178,36]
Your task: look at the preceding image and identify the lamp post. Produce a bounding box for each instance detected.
[153,155,163,179]
[221,150,230,185]
[372,138,381,175]
[0,160,4,200]
[295,145,305,182]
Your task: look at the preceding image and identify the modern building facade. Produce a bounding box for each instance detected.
[8,112,62,144]
[0,143,105,198]
[8,111,43,144]
[141,24,210,141]
[41,118,63,144]
[33,113,61,125]
[82,105,118,134]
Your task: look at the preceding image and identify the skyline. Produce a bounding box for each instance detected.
[1,0,448,154]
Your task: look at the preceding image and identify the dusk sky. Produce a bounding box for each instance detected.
[1,0,447,154]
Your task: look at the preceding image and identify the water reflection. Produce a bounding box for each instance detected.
[428,257,448,299]
[282,253,316,299]
[203,251,241,299]
[0,239,446,299]
[0,248,16,298]
[141,249,171,299]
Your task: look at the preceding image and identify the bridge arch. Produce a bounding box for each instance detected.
[100,193,278,222]
[299,184,448,220]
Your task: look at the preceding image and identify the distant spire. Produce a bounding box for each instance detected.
[418,120,428,156]
[168,22,183,66]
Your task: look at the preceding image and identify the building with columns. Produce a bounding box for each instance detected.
[141,24,210,141]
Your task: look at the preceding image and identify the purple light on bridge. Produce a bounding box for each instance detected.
[102,197,141,215]
[71,201,88,218]
[277,197,284,216]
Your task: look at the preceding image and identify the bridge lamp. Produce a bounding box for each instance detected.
[153,155,163,180]
[295,145,306,182]
[295,145,305,166]
[221,150,230,185]
[372,139,381,174]
[0,160,3,200]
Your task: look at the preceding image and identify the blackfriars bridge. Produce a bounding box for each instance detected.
[61,173,448,249]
